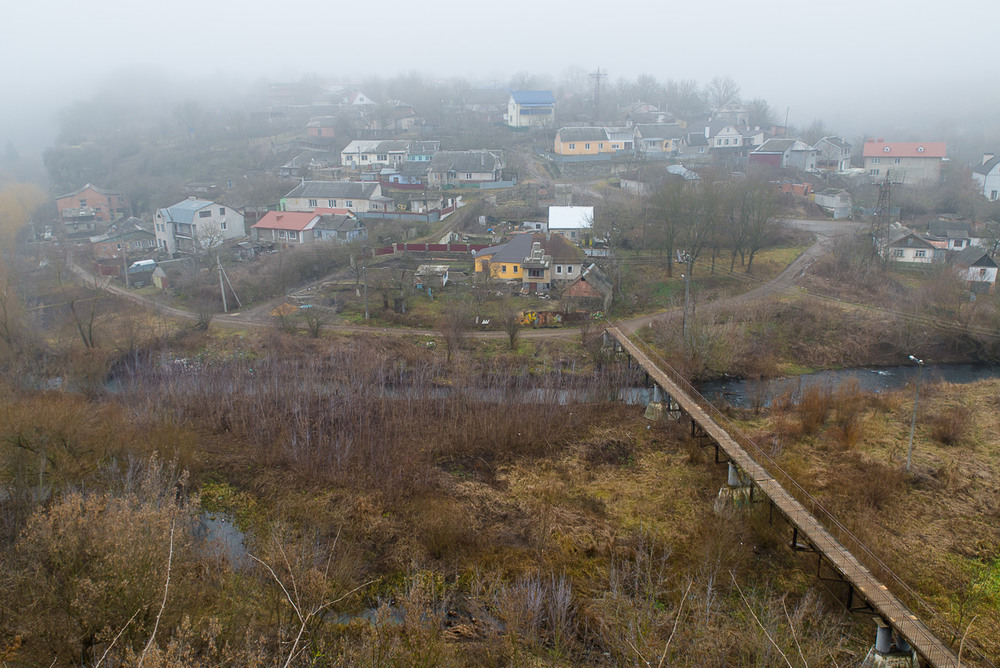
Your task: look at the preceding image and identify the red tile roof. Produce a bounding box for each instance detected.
[252,211,319,231]
[862,140,946,158]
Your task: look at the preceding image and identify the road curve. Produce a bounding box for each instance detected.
[68,219,859,341]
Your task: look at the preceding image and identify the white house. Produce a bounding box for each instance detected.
[548,205,594,244]
[749,139,820,171]
[972,153,1000,201]
[507,91,555,128]
[427,151,504,186]
[281,181,390,214]
[813,188,853,219]
[154,198,245,256]
[340,140,411,169]
[884,229,936,264]
[950,246,998,294]
[814,136,853,171]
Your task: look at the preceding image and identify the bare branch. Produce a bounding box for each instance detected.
[730,571,794,668]
[138,517,175,667]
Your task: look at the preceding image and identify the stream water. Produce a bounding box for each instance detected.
[696,363,1000,409]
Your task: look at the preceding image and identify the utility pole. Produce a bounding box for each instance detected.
[906,355,924,472]
[681,273,691,344]
[121,228,129,289]
[363,261,369,320]
[871,171,892,266]
[589,67,607,122]
[218,254,228,313]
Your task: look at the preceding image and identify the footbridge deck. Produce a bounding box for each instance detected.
[605,324,983,668]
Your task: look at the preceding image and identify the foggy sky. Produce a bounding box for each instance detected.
[2,0,998,156]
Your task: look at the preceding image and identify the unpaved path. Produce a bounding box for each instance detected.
[70,219,859,340]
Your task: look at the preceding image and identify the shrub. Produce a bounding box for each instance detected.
[931,405,972,446]
[798,385,831,436]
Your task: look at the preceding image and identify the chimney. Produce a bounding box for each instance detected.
[984,152,995,165]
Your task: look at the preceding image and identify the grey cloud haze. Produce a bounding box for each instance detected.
[2,0,997,154]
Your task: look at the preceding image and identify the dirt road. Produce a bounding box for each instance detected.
[71,219,859,341]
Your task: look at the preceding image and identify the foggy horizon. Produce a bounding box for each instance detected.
[3,0,999,168]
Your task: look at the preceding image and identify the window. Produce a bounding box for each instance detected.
[328,200,336,207]
[991,190,998,200]
[345,200,353,208]
[567,265,574,274]
[716,139,722,146]
[569,143,575,150]
[377,154,387,161]
[198,210,212,218]
[585,143,591,150]
[278,230,286,238]
[501,265,507,273]
[513,266,518,273]
[220,221,227,231]
[612,144,619,149]
[893,158,901,164]
[599,143,604,149]
[871,158,879,164]
[870,169,880,176]
[891,249,904,257]
[724,138,730,145]
[219,207,226,215]
[556,265,562,274]
[915,250,926,258]
[308,199,317,207]
[287,231,297,240]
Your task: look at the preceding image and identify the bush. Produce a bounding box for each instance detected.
[798,385,831,436]
[931,405,972,445]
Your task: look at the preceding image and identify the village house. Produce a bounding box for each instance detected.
[251,211,321,245]
[884,228,937,264]
[677,132,710,160]
[154,198,246,256]
[814,136,853,171]
[313,213,366,243]
[548,205,594,244]
[972,153,1000,201]
[427,151,504,187]
[507,91,555,129]
[749,139,820,171]
[55,183,130,233]
[705,122,765,155]
[634,124,685,156]
[863,139,946,185]
[474,233,535,283]
[924,217,982,251]
[553,127,634,156]
[281,181,391,215]
[341,140,411,169]
[90,218,156,259]
[561,263,613,311]
[949,246,998,294]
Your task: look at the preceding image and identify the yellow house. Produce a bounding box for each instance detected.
[554,127,635,156]
[474,233,536,280]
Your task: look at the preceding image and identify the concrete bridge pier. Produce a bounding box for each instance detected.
[859,621,918,667]
[714,462,755,514]
[644,384,665,420]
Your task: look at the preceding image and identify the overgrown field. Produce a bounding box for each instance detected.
[724,377,1000,662]
[0,331,866,666]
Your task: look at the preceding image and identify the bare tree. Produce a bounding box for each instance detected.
[498,306,522,351]
[436,305,468,363]
[746,98,775,128]
[801,119,829,146]
[705,75,741,112]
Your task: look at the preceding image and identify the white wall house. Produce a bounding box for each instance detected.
[972,154,1000,201]
[281,181,390,214]
[154,198,245,256]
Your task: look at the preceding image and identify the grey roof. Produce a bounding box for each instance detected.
[284,181,378,199]
[400,162,430,177]
[816,136,851,150]
[374,140,411,152]
[684,133,708,147]
[635,123,684,140]
[476,233,536,263]
[314,214,363,233]
[952,246,996,267]
[974,155,1000,176]
[157,198,216,224]
[558,127,610,142]
[430,150,502,174]
[408,141,440,154]
[888,229,935,247]
[928,219,971,236]
[754,138,797,153]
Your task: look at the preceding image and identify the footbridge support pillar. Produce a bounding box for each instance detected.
[714,462,755,514]
[860,620,918,667]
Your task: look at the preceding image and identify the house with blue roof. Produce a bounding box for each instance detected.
[154,197,246,256]
[507,91,555,129]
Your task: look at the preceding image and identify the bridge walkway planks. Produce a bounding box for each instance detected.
[606,325,964,668]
